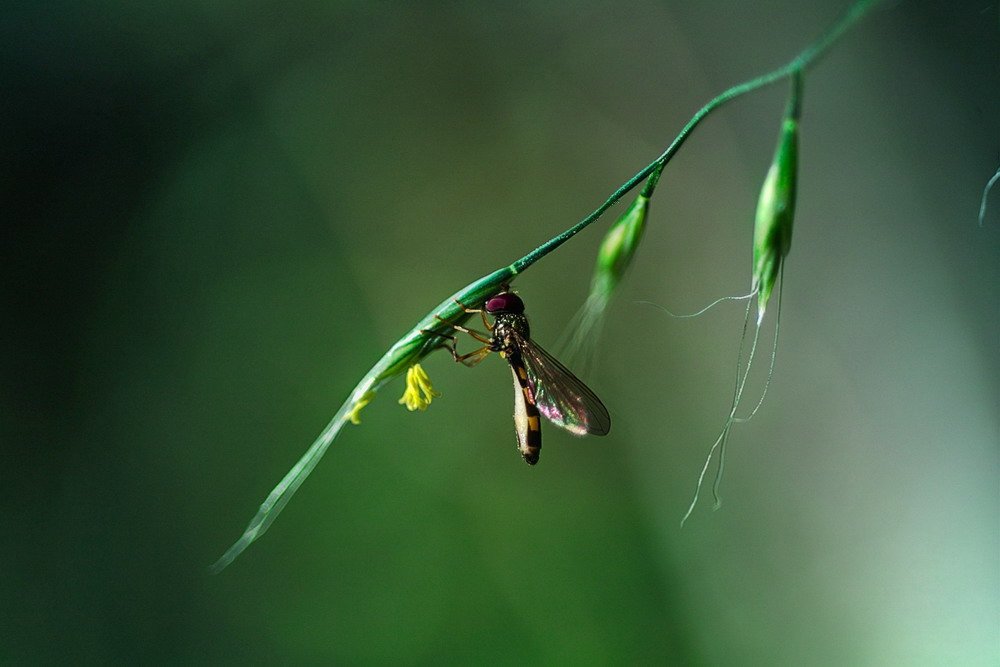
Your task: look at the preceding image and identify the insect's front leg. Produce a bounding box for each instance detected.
[451,298,493,331]
[453,346,491,367]
[434,315,491,344]
[421,327,492,367]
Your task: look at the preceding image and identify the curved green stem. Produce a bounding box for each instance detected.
[510,0,882,275]
[211,0,883,572]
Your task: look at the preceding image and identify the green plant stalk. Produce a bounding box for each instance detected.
[210,0,883,573]
[208,268,514,574]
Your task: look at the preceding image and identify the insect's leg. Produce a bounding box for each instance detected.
[453,322,492,344]
[421,328,457,347]
[454,346,491,367]
[433,315,491,344]
[451,298,493,331]
[421,327,493,367]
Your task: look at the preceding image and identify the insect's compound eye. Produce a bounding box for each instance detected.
[485,292,525,314]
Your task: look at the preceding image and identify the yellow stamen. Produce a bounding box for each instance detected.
[344,390,376,424]
[397,363,441,412]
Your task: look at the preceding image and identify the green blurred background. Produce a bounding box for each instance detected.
[4,1,998,664]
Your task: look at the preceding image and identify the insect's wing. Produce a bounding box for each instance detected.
[509,364,542,464]
[514,333,611,436]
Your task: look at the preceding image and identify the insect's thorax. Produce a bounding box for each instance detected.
[491,313,530,354]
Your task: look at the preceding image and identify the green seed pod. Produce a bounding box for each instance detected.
[593,191,650,300]
[563,166,660,363]
[591,165,661,304]
[752,70,802,323]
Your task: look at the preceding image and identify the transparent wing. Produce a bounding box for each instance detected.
[513,332,611,436]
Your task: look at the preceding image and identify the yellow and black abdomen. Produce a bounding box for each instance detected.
[507,350,542,465]
[492,313,541,465]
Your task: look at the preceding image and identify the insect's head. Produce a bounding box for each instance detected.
[485,290,525,315]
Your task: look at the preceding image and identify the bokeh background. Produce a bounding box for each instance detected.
[4,1,998,664]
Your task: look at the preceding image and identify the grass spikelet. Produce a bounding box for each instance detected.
[682,72,802,525]
[753,70,801,325]
[562,165,660,368]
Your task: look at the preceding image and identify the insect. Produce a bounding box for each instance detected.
[435,287,611,464]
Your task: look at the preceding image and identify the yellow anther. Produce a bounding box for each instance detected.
[397,364,441,411]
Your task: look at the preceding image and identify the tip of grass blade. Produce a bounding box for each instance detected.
[209,393,359,573]
[979,166,1000,226]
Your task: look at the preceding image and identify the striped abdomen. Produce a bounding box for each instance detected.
[507,351,542,465]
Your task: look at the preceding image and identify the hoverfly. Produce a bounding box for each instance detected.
[435,287,610,464]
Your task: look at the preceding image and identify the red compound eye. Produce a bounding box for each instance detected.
[485,292,525,314]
